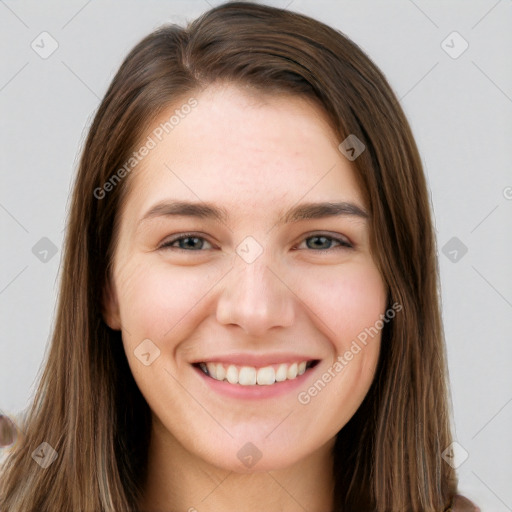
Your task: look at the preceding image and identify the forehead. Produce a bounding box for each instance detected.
[120,83,364,227]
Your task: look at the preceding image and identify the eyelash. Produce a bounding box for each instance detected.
[158,232,353,252]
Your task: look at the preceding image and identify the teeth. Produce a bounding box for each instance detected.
[287,362,298,380]
[216,363,226,381]
[206,362,217,379]
[256,366,275,386]
[239,366,257,386]
[226,365,238,384]
[275,364,287,382]
[198,360,314,386]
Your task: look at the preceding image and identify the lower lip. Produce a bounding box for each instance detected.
[193,364,318,400]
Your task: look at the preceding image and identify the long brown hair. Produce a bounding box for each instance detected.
[0,2,459,510]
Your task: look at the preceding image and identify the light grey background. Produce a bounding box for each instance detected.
[1,0,511,509]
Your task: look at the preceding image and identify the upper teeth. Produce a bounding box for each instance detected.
[199,361,309,386]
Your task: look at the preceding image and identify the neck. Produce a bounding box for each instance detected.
[139,416,335,512]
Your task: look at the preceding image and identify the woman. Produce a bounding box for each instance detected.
[0,2,479,511]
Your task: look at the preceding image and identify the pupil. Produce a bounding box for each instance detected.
[309,236,329,250]
[183,237,201,249]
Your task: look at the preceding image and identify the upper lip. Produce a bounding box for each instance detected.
[191,353,319,367]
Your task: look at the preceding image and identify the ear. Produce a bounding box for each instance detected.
[102,276,121,331]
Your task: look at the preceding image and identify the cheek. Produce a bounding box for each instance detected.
[291,263,386,433]
[294,260,387,348]
[115,260,222,342]
[117,256,387,351]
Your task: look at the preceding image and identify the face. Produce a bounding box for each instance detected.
[103,83,387,472]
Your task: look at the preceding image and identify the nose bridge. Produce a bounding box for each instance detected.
[216,249,294,335]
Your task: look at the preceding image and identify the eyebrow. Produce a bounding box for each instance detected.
[137,199,369,228]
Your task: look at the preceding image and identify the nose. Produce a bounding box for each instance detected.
[216,255,295,337]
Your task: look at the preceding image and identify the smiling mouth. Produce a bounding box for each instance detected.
[194,360,319,386]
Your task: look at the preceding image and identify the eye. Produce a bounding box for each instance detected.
[296,233,353,251]
[158,232,352,252]
[159,234,214,251]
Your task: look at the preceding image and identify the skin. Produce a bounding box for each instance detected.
[103,83,388,512]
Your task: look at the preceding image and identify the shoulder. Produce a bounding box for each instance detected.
[450,494,481,512]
